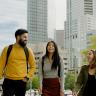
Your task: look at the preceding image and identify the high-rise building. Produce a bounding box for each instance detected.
[27,0,48,44]
[54,30,64,48]
[65,0,96,68]
[27,0,56,44]
[84,0,93,15]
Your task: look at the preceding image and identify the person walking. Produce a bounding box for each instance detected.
[0,29,36,96]
[38,41,64,96]
[75,50,96,96]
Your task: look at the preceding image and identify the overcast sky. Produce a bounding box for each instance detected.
[56,0,66,30]
[0,0,27,51]
[0,0,66,52]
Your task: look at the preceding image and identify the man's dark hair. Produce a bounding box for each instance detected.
[15,29,28,38]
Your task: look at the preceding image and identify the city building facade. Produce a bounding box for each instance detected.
[64,0,96,69]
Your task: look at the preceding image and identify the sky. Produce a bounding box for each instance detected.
[56,0,66,30]
[0,0,27,51]
[0,0,66,52]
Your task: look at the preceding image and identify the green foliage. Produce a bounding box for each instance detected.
[81,49,88,65]
[26,75,39,90]
[88,35,96,49]
[26,80,32,90]
[81,35,96,65]
[64,73,75,90]
[32,75,39,89]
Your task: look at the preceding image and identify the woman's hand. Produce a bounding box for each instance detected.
[38,88,42,95]
[72,91,77,96]
[60,90,64,96]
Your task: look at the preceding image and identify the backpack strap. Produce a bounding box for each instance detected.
[5,45,13,67]
[42,56,45,75]
[24,47,29,73]
[5,45,29,73]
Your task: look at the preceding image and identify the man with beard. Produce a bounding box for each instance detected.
[0,29,36,96]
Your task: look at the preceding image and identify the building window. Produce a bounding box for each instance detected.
[64,58,67,60]
[65,63,67,65]
[64,68,67,70]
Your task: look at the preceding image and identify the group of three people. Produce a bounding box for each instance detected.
[0,29,64,96]
[0,28,96,96]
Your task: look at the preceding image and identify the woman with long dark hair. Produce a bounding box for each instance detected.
[38,41,64,96]
[75,50,96,96]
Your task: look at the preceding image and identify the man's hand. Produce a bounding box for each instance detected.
[22,77,29,82]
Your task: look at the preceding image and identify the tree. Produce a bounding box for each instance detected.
[64,73,75,90]
[32,75,39,89]
[88,35,96,49]
[26,75,39,90]
[81,35,96,65]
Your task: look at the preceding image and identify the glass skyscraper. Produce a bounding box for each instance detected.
[65,0,96,68]
[27,0,48,44]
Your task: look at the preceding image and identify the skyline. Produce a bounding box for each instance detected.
[56,0,66,29]
[0,0,66,51]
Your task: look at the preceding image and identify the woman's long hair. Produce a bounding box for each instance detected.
[89,50,96,68]
[44,41,60,70]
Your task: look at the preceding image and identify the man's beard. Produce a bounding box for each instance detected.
[19,39,27,47]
